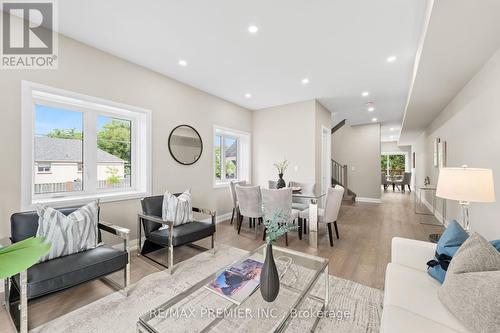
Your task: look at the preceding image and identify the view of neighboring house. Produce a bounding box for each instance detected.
[34,136,126,193]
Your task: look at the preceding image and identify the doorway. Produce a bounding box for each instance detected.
[321,126,331,195]
[381,152,408,176]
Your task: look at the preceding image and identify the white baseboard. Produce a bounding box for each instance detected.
[420,196,447,227]
[355,197,382,203]
[200,211,232,224]
[112,238,142,252]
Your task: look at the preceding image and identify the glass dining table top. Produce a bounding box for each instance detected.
[291,191,326,200]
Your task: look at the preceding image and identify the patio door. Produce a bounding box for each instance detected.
[381,153,408,176]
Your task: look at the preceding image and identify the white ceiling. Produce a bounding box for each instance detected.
[380,121,402,143]
[400,0,500,144]
[56,0,428,132]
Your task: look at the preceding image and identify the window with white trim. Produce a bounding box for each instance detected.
[213,126,250,186]
[22,81,151,208]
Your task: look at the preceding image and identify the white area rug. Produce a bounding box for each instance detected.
[31,245,383,333]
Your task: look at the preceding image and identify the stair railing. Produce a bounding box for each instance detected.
[331,159,348,198]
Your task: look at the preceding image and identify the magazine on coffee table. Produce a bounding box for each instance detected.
[205,258,263,305]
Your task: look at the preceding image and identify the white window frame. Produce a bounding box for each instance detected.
[21,81,152,210]
[213,126,251,188]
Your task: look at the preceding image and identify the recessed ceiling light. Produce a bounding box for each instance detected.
[386,55,397,63]
[368,106,375,112]
[301,78,310,85]
[372,117,378,122]
[178,59,187,67]
[244,93,252,99]
[390,127,395,131]
[248,25,258,34]
[361,91,370,97]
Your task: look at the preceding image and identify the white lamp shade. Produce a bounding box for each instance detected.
[436,167,495,203]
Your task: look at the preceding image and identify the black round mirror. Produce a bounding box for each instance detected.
[168,125,203,165]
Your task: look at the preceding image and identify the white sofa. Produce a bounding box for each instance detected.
[380,237,470,333]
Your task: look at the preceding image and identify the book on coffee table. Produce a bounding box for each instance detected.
[205,258,263,305]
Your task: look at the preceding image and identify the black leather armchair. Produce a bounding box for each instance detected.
[137,195,216,274]
[5,207,130,333]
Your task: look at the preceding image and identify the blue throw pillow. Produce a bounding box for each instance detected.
[491,239,500,251]
[427,220,500,283]
[427,220,468,283]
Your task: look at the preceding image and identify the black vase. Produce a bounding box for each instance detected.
[260,243,280,302]
[277,173,286,189]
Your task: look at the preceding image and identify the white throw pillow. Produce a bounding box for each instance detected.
[161,190,193,228]
[36,201,100,262]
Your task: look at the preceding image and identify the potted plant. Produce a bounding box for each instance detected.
[273,160,289,189]
[0,237,51,279]
[260,210,296,302]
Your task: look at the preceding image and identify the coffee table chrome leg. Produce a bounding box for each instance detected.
[19,271,28,333]
[324,263,329,308]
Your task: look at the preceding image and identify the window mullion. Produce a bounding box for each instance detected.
[236,138,239,180]
[221,135,226,181]
[84,112,98,194]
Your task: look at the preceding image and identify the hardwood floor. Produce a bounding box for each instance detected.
[0,190,443,332]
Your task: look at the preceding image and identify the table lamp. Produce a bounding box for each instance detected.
[436,166,495,231]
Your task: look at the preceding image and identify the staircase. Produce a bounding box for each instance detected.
[330,119,356,202]
[331,159,356,202]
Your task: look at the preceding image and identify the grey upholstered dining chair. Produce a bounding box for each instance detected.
[261,188,300,245]
[399,172,412,192]
[381,172,390,191]
[268,180,277,189]
[235,185,263,234]
[288,181,315,211]
[229,180,247,224]
[299,185,344,247]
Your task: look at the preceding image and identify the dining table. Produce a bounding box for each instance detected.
[387,175,403,191]
[292,190,326,249]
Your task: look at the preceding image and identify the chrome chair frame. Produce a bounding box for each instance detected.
[2,222,130,333]
[137,207,216,275]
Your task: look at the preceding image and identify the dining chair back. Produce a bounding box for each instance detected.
[323,185,345,224]
[229,180,247,224]
[402,172,412,185]
[381,172,389,190]
[229,180,247,208]
[381,172,388,185]
[235,185,262,218]
[268,180,277,189]
[261,188,293,220]
[261,187,299,246]
[401,172,412,192]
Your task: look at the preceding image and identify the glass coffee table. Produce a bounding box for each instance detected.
[137,245,329,332]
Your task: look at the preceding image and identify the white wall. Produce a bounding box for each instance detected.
[0,29,252,239]
[252,100,316,188]
[315,101,333,193]
[332,123,381,200]
[411,46,500,239]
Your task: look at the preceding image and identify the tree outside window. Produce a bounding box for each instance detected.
[381,154,406,175]
[215,134,238,183]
